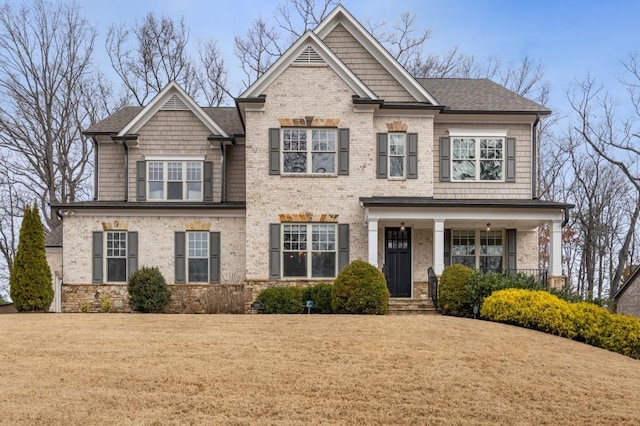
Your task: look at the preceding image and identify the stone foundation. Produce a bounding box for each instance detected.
[547,276,566,290]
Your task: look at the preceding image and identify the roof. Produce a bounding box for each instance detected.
[359,197,573,209]
[85,106,244,136]
[45,224,62,247]
[418,78,550,114]
[613,265,640,301]
[51,201,246,210]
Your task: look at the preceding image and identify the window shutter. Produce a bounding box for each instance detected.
[506,137,516,182]
[136,161,146,201]
[269,224,280,279]
[506,229,517,272]
[175,232,186,284]
[203,161,213,201]
[210,231,221,283]
[338,128,349,175]
[269,128,280,175]
[127,232,138,279]
[338,224,350,272]
[92,232,103,283]
[444,228,452,267]
[440,137,450,182]
[407,133,418,179]
[377,133,388,179]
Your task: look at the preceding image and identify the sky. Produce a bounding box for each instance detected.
[71,0,640,120]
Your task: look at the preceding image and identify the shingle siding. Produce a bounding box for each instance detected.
[226,142,246,202]
[97,140,125,201]
[323,23,416,102]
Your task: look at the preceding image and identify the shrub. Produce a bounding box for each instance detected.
[572,302,610,346]
[200,285,245,314]
[332,260,388,315]
[10,205,53,312]
[466,272,543,316]
[438,265,474,316]
[100,294,112,313]
[127,266,171,313]
[256,286,303,314]
[601,314,640,359]
[302,283,334,314]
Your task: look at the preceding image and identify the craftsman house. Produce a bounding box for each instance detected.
[46,5,571,312]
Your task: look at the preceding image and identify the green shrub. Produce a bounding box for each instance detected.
[127,266,171,313]
[332,260,389,315]
[466,272,543,316]
[302,283,334,314]
[256,286,303,314]
[10,205,53,312]
[438,265,474,316]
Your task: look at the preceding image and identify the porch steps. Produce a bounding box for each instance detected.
[388,299,438,315]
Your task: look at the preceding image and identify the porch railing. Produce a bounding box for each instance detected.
[501,269,549,288]
[427,267,438,311]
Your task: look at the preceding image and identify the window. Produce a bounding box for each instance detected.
[282,224,336,278]
[106,231,127,282]
[188,232,208,283]
[282,128,336,174]
[451,137,504,181]
[147,161,202,200]
[388,133,406,178]
[451,230,503,272]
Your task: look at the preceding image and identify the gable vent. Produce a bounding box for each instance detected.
[161,94,189,110]
[293,46,324,65]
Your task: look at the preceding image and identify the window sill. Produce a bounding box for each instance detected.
[279,277,336,281]
[280,174,338,178]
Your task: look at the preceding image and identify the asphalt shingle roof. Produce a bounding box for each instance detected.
[84,106,244,136]
[418,78,550,114]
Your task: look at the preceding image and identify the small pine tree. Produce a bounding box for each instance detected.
[10,205,54,312]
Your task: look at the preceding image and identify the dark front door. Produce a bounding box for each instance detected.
[385,227,411,297]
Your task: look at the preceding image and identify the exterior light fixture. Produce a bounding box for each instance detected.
[486,223,491,231]
[400,222,405,231]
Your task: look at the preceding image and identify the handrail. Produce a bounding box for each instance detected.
[427,267,438,311]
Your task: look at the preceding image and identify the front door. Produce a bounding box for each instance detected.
[385,227,411,297]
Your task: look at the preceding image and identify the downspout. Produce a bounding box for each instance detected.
[92,137,99,201]
[531,113,540,200]
[123,140,129,202]
[221,143,226,202]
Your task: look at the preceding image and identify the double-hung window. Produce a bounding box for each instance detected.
[147,161,203,200]
[282,128,336,174]
[106,231,127,282]
[451,137,504,181]
[388,133,406,178]
[188,231,209,283]
[282,223,336,278]
[451,229,503,272]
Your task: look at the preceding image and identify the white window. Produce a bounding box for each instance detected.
[451,230,503,272]
[106,231,127,282]
[451,137,504,181]
[147,161,203,200]
[388,133,406,178]
[188,232,208,283]
[282,129,336,174]
[282,224,336,278]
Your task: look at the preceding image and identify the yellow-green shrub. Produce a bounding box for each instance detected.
[601,314,640,359]
[572,302,610,347]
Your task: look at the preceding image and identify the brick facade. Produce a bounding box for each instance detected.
[616,271,640,317]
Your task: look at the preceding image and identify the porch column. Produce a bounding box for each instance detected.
[549,220,563,276]
[434,219,445,274]
[368,219,379,268]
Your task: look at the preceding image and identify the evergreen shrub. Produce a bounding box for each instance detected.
[331,260,389,315]
[127,266,171,313]
[256,286,303,314]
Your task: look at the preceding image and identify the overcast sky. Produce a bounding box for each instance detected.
[74,0,640,118]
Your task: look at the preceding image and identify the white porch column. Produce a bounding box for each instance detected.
[549,220,563,276]
[368,219,379,268]
[434,219,445,274]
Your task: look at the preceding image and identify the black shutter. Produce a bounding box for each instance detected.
[338,224,350,272]
[203,161,214,201]
[440,137,450,182]
[136,161,146,201]
[506,229,517,272]
[444,228,452,267]
[407,133,418,179]
[338,128,349,175]
[269,128,280,175]
[506,137,516,182]
[376,133,387,179]
[92,232,103,284]
[210,232,221,283]
[175,232,186,284]
[269,224,280,279]
[127,232,138,279]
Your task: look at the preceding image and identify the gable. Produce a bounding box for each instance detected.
[323,23,415,102]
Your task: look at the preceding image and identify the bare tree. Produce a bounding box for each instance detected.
[197,40,233,107]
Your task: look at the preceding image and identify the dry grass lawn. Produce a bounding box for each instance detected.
[1,314,639,425]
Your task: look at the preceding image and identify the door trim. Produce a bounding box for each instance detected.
[384,226,413,298]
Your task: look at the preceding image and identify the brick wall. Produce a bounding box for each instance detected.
[617,276,640,317]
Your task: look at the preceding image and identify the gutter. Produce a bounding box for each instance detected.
[532,113,540,199]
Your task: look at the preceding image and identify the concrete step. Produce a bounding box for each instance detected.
[388,299,438,315]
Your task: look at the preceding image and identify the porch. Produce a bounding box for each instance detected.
[360,197,572,299]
